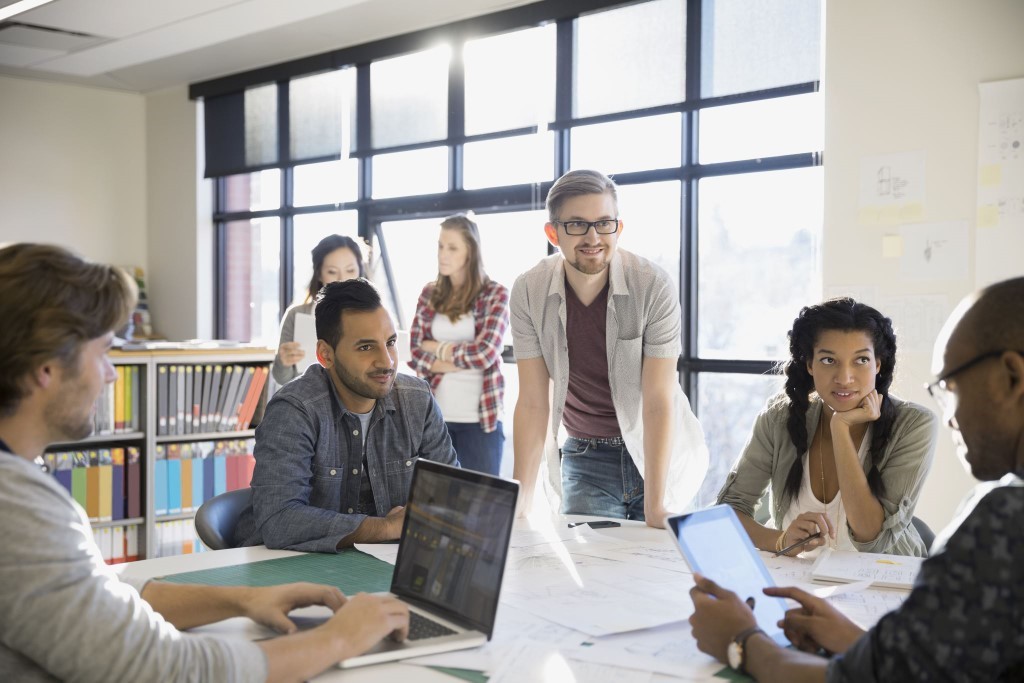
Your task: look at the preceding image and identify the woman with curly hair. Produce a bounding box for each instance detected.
[717,298,938,557]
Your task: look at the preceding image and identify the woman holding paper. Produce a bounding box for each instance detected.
[272,234,365,386]
[408,214,509,474]
[718,298,938,557]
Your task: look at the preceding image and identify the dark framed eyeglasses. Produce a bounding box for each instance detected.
[552,218,620,236]
[925,349,1024,414]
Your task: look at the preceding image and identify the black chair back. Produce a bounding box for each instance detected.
[195,488,252,550]
[912,515,936,554]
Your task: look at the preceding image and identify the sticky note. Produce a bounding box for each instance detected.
[979,164,1002,187]
[899,203,924,222]
[977,205,1000,228]
[882,235,903,258]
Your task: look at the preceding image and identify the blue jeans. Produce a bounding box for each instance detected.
[560,436,645,520]
[447,421,504,475]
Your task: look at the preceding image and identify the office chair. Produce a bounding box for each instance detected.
[912,515,936,554]
[195,488,252,550]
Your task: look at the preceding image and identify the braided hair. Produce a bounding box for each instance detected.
[781,298,898,502]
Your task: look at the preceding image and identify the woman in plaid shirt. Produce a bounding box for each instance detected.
[408,214,509,474]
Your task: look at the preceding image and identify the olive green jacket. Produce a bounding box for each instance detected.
[717,394,938,556]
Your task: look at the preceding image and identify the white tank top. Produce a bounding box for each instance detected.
[431,312,484,424]
[782,426,872,556]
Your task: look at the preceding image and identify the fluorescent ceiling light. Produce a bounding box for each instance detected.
[0,0,57,23]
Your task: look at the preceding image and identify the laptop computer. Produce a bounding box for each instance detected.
[664,505,789,646]
[340,458,519,668]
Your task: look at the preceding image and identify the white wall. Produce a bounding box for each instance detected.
[145,86,213,341]
[0,75,146,268]
[823,0,1024,530]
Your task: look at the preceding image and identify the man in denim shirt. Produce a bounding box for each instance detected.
[236,279,458,553]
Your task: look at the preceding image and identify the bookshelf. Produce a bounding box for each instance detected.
[43,346,274,563]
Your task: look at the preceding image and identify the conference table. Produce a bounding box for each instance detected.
[115,514,911,683]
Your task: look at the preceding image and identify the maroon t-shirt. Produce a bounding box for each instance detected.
[562,276,620,439]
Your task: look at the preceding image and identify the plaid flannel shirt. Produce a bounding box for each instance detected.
[408,278,509,433]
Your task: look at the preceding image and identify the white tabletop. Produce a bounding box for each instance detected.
[116,515,909,682]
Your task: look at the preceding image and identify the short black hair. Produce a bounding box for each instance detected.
[962,276,1024,353]
[314,278,382,348]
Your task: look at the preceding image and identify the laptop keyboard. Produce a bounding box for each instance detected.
[407,610,458,641]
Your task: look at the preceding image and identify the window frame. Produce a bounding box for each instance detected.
[206,0,822,477]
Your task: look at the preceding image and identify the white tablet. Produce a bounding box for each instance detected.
[666,505,789,644]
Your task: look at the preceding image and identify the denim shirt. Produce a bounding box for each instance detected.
[235,365,458,553]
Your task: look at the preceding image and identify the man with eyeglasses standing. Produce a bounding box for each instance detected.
[688,276,1024,682]
[510,169,709,527]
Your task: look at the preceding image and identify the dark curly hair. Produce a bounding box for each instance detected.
[781,297,898,502]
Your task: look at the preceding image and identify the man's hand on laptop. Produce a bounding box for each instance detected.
[326,593,410,662]
[243,582,347,634]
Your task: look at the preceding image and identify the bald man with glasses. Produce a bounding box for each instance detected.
[688,276,1024,682]
[510,169,709,527]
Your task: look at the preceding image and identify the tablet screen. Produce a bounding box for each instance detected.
[667,505,788,644]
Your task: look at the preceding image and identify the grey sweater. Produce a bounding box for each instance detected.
[272,302,314,386]
[0,451,267,682]
[717,395,938,557]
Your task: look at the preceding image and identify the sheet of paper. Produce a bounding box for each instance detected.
[502,567,691,637]
[572,621,723,681]
[293,312,318,374]
[809,579,873,598]
[898,221,969,281]
[825,589,909,630]
[876,294,950,353]
[353,542,399,565]
[976,78,1024,287]
[405,605,585,673]
[489,642,653,683]
[858,150,926,225]
[762,552,816,584]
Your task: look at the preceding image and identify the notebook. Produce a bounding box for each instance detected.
[339,458,519,668]
[809,548,923,590]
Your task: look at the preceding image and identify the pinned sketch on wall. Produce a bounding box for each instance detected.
[858,151,926,225]
[899,221,969,281]
[976,78,1024,288]
[877,294,949,353]
[823,286,949,354]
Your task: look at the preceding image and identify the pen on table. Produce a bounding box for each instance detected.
[772,531,822,557]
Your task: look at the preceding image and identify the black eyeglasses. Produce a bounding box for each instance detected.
[925,349,1024,414]
[552,219,620,236]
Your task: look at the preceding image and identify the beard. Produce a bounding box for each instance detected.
[47,388,95,442]
[566,253,610,276]
[332,360,395,401]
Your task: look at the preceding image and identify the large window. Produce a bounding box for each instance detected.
[203,0,823,503]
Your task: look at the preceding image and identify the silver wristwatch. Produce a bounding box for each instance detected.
[727,626,766,673]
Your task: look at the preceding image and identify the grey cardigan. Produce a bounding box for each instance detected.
[717,394,938,557]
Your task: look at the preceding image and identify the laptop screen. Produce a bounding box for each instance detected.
[390,459,518,638]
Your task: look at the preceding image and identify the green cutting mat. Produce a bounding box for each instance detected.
[158,550,394,594]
